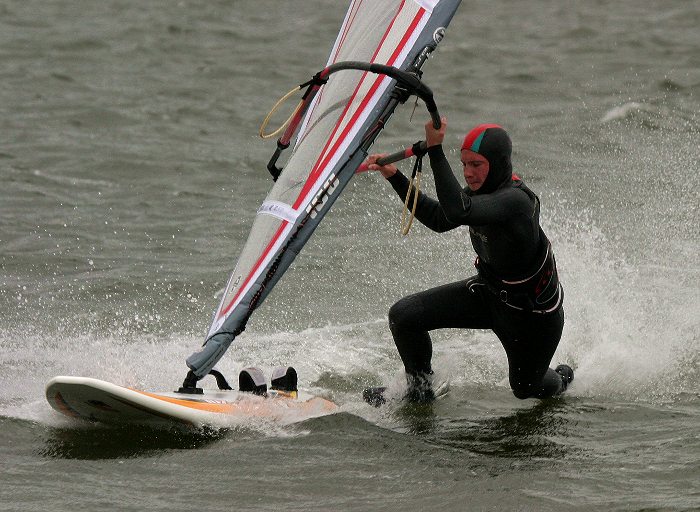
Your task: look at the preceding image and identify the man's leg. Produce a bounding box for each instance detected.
[389,277,492,376]
[363,278,493,405]
[494,306,568,399]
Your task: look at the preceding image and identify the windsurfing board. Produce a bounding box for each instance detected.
[46,376,337,428]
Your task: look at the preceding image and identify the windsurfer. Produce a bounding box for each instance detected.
[364,118,573,403]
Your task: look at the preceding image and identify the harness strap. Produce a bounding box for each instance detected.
[475,234,562,313]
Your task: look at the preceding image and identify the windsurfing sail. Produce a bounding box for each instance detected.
[185,0,462,382]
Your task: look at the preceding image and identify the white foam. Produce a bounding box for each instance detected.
[546,206,699,401]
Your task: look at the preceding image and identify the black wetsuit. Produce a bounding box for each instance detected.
[385,143,565,399]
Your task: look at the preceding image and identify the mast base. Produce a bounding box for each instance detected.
[176,370,203,395]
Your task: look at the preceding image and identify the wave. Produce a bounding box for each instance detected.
[600,100,699,132]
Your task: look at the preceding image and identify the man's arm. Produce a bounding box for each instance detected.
[386,171,459,233]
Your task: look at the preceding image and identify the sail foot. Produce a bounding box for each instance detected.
[186,331,235,378]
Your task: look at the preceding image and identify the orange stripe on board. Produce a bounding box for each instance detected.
[133,390,238,414]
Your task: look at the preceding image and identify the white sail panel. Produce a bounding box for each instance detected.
[208,1,430,337]
[187,0,463,377]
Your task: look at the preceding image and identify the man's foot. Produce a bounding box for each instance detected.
[362,386,388,407]
[361,383,434,407]
[555,364,574,392]
[404,371,435,403]
[362,372,449,407]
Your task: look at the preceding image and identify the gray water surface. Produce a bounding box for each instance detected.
[1,1,698,511]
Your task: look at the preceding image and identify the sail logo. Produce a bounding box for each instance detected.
[433,27,445,44]
[306,173,339,219]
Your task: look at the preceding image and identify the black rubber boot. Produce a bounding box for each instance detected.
[555,364,574,392]
[362,371,436,407]
[404,371,435,403]
[362,386,388,407]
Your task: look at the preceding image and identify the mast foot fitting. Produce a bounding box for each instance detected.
[176,370,203,394]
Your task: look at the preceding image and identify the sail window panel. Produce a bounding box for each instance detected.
[217,214,288,315]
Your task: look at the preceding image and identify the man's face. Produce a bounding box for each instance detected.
[461,149,490,191]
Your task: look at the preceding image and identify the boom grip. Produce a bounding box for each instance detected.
[376,141,427,167]
[429,106,441,129]
[375,152,404,167]
[420,93,441,129]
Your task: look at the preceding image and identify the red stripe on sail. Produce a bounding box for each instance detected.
[215,4,427,325]
[217,221,288,320]
[293,4,424,210]
[331,0,363,63]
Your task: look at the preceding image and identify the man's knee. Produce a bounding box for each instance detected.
[510,370,562,400]
[388,295,422,330]
[510,377,536,399]
[511,387,532,400]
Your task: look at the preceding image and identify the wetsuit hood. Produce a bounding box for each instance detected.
[462,124,512,194]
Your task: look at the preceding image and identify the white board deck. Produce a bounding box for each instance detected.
[46,376,337,429]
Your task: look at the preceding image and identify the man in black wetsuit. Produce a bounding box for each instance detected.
[364,118,573,404]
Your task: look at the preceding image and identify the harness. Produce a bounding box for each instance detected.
[475,229,562,313]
